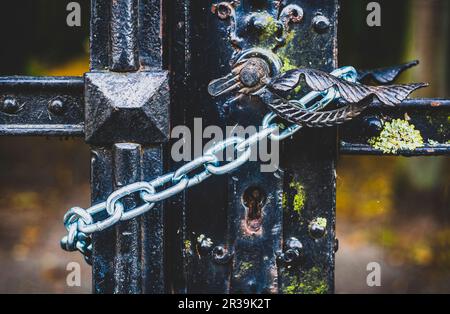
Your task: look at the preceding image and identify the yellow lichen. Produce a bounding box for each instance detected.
[259,16,279,46]
[281,192,288,209]
[289,180,306,214]
[184,240,191,253]
[368,119,424,154]
[314,217,327,229]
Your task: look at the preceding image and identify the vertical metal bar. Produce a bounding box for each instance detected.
[91,147,115,293]
[110,0,139,71]
[165,0,191,293]
[141,147,165,293]
[112,143,142,293]
[90,0,166,294]
[279,0,338,294]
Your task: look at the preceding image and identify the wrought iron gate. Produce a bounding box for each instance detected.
[0,0,448,294]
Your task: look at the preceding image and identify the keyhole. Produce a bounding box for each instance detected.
[242,186,267,233]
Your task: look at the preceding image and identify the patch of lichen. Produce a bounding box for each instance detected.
[368,119,424,154]
[289,180,306,215]
[240,262,253,272]
[283,267,328,294]
[281,192,288,209]
[235,262,253,279]
[259,16,280,47]
[257,15,300,94]
[314,217,327,229]
[184,240,192,254]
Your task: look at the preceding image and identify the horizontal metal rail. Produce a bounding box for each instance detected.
[339,98,450,156]
[0,76,84,136]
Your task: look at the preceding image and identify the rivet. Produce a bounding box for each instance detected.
[212,245,234,264]
[312,14,330,33]
[276,237,303,265]
[1,97,20,114]
[308,218,327,239]
[364,116,383,136]
[48,99,66,115]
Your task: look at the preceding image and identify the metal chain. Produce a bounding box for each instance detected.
[61,67,354,264]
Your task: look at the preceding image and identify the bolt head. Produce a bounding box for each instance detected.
[364,116,383,136]
[309,222,326,239]
[212,245,234,264]
[286,237,303,250]
[312,14,330,33]
[240,66,261,87]
[1,97,20,114]
[48,99,65,115]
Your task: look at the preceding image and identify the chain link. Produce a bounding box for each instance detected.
[61,67,353,262]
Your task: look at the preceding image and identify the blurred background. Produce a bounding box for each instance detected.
[0,0,448,293]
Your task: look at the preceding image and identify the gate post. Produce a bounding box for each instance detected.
[88,0,168,293]
[169,0,338,293]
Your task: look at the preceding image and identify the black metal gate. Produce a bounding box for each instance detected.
[0,0,448,294]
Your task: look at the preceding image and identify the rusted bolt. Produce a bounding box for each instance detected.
[211,245,234,264]
[312,13,330,34]
[239,58,270,90]
[240,66,261,87]
[48,99,66,115]
[277,237,303,265]
[211,2,234,20]
[280,4,304,26]
[1,97,20,114]
[308,217,327,239]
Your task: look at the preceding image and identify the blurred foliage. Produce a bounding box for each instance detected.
[0,0,90,75]
[336,0,449,293]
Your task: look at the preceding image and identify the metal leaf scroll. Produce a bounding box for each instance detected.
[267,99,371,127]
[268,68,428,106]
[357,60,419,85]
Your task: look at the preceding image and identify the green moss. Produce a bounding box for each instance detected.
[240,262,253,272]
[289,180,306,214]
[279,55,297,73]
[368,119,424,154]
[283,267,328,294]
[259,16,279,46]
[184,240,191,253]
[281,192,288,209]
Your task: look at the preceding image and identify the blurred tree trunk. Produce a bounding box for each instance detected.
[404,0,449,97]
